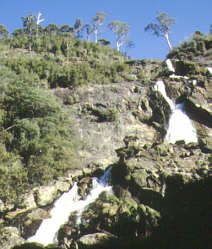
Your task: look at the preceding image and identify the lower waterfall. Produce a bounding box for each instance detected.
[27,168,112,246]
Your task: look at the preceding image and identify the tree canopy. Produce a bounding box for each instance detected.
[145,11,176,50]
[0,24,9,38]
[92,12,107,43]
[108,21,130,51]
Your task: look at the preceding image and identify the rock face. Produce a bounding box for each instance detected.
[1,45,212,249]
[64,81,157,168]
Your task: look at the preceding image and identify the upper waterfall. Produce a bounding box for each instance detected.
[154,80,198,144]
[154,80,175,111]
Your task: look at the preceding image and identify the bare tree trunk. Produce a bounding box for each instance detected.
[116,41,120,51]
[116,40,123,51]
[164,32,172,50]
[94,29,98,43]
[86,34,90,42]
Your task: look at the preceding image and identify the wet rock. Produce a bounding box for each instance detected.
[78,232,117,249]
[55,180,71,193]
[0,226,25,249]
[12,242,44,249]
[34,185,58,207]
[17,192,37,210]
[22,208,51,239]
[77,177,93,199]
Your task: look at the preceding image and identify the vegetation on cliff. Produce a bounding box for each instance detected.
[167,31,212,62]
[0,30,131,203]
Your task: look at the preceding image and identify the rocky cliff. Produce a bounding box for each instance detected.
[0,34,212,249]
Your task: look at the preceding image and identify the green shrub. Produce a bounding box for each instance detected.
[0,143,28,202]
[90,107,118,122]
[167,32,212,60]
[0,81,79,203]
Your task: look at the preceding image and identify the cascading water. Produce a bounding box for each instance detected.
[28,167,112,246]
[166,59,175,73]
[165,103,198,144]
[154,80,198,144]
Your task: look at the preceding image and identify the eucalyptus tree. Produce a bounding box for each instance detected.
[108,20,130,51]
[124,38,135,56]
[145,11,176,50]
[0,24,9,38]
[45,24,59,36]
[92,11,106,43]
[73,18,83,39]
[36,12,45,36]
[21,13,36,35]
[83,24,93,41]
[12,28,25,37]
[60,24,73,35]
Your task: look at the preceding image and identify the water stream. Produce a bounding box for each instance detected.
[28,168,112,246]
[155,80,198,144]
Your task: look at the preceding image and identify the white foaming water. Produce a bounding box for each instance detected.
[28,169,112,246]
[165,59,175,72]
[154,80,198,144]
[165,103,198,144]
[208,67,212,76]
[154,80,175,111]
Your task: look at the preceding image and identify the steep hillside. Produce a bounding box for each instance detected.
[0,36,131,204]
[0,33,211,249]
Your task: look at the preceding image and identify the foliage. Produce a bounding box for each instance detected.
[108,21,130,51]
[0,64,79,203]
[98,38,111,46]
[0,24,9,38]
[1,36,128,88]
[0,32,130,203]
[92,12,107,43]
[167,32,212,60]
[7,10,135,54]
[21,13,37,35]
[145,11,175,50]
[89,107,118,122]
[83,24,93,41]
[145,11,175,37]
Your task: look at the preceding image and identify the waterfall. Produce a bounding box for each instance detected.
[28,168,112,246]
[154,80,175,111]
[154,80,198,144]
[208,67,212,76]
[165,103,198,144]
[165,59,175,73]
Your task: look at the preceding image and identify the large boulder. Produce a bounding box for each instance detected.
[78,232,117,249]
[0,227,25,249]
[34,180,71,207]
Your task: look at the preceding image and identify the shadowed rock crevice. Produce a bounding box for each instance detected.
[184,99,212,128]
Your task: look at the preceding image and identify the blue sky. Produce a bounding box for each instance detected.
[1,0,211,59]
